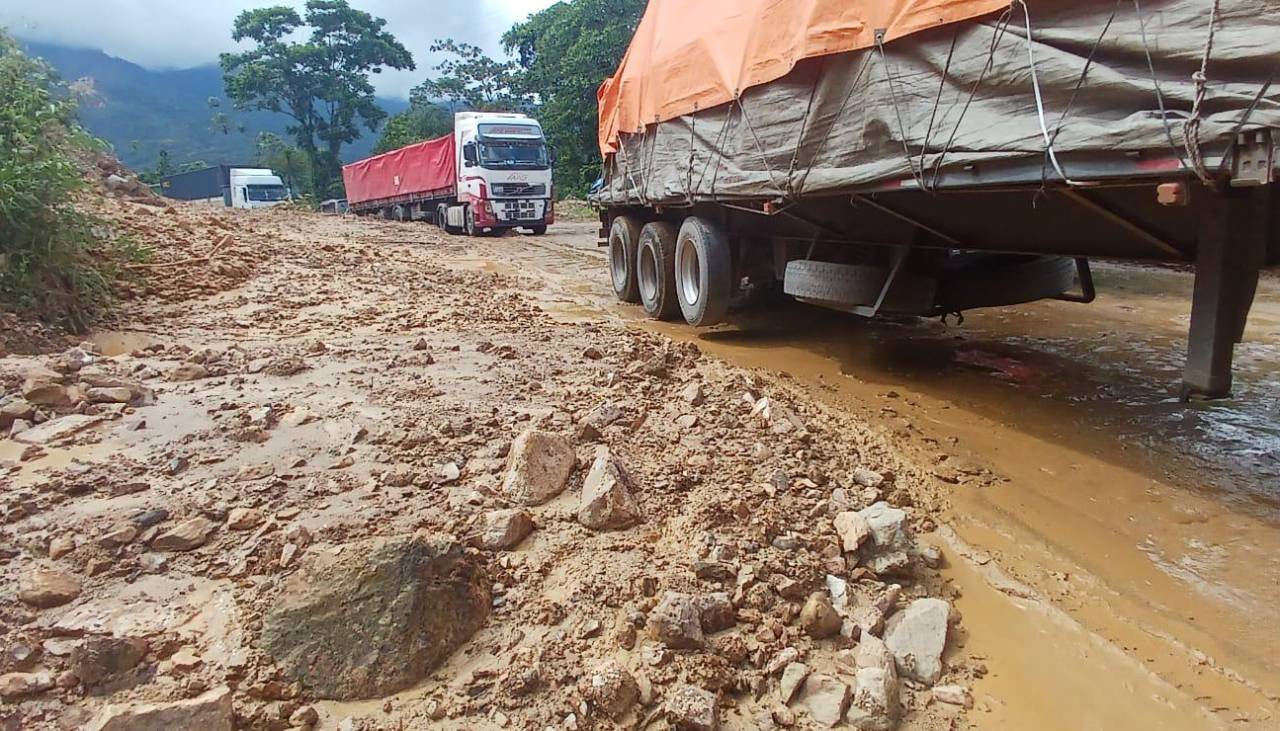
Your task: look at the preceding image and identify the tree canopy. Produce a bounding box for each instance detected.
[381,0,644,198]
[503,0,646,197]
[374,96,453,154]
[220,0,413,196]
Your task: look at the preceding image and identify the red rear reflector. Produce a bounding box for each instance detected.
[1136,157,1182,172]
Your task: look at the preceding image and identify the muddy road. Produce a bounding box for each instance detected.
[1,204,1276,731]
[443,219,1280,729]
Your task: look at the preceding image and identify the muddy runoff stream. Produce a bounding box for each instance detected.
[438,221,1280,729]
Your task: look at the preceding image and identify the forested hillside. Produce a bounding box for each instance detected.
[22,42,407,173]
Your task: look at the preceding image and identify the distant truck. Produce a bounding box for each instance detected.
[342,112,555,236]
[592,0,1280,400]
[161,165,290,209]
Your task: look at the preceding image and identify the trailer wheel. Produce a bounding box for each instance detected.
[637,221,681,320]
[608,216,642,303]
[675,216,734,327]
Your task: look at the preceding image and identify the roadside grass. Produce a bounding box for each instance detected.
[0,31,142,332]
[556,198,597,223]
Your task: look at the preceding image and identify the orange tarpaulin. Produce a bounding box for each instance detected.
[598,0,1010,156]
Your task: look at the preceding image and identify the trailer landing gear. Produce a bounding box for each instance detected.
[1181,188,1268,401]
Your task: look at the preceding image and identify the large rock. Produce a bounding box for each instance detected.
[797,673,850,727]
[833,511,872,553]
[12,414,104,445]
[779,662,810,704]
[470,509,534,551]
[501,430,575,505]
[22,382,68,406]
[18,567,82,608]
[0,672,53,698]
[87,387,133,404]
[152,516,218,552]
[858,503,908,549]
[799,592,842,639]
[883,598,950,684]
[260,533,489,700]
[848,635,899,730]
[647,592,706,650]
[695,592,736,634]
[0,398,34,428]
[87,686,233,731]
[71,636,148,688]
[582,659,639,721]
[664,685,719,731]
[577,448,642,531]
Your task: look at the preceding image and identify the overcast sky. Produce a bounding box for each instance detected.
[1,0,557,98]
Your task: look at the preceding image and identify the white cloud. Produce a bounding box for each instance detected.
[0,0,557,98]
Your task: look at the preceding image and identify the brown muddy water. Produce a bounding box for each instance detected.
[440,223,1280,728]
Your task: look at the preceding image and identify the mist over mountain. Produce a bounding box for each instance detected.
[22,41,408,173]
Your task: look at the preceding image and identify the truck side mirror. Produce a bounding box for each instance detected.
[548,146,557,165]
[463,142,478,167]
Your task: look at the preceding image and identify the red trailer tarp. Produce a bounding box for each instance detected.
[597,0,1008,155]
[342,134,456,206]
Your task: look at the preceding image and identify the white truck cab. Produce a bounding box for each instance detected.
[446,112,555,235]
[229,168,290,209]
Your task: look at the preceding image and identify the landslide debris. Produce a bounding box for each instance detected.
[0,203,973,731]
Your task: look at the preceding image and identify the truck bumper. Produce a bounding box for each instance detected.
[490,198,552,227]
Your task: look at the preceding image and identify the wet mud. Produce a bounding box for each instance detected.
[443,222,1280,729]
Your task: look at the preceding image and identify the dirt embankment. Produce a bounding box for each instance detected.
[0,202,979,730]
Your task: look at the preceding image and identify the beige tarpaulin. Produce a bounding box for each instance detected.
[597,0,1010,155]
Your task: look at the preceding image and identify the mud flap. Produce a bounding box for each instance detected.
[1182,188,1269,401]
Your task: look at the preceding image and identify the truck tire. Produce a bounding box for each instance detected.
[936,255,1078,312]
[465,206,480,237]
[675,216,734,327]
[608,216,643,303]
[784,260,889,310]
[637,221,681,320]
[527,225,548,236]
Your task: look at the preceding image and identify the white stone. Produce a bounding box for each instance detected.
[883,598,950,684]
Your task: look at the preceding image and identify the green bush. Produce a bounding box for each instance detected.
[0,32,138,331]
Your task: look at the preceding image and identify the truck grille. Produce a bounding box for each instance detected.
[492,183,546,197]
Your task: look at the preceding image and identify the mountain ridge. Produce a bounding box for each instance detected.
[21,41,408,173]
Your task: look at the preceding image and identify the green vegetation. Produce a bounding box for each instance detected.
[416,40,527,113]
[220,0,414,197]
[255,133,313,198]
[0,32,141,331]
[374,94,453,154]
[384,0,645,198]
[503,0,646,197]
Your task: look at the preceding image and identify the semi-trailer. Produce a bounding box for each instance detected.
[591,0,1280,399]
[160,165,290,209]
[343,112,555,236]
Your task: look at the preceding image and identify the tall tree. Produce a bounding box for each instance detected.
[503,0,646,197]
[220,0,413,196]
[414,40,527,113]
[374,92,454,154]
[255,132,311,195]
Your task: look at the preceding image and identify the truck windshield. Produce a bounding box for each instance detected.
[247,185,288,202]
[479,139,549,170]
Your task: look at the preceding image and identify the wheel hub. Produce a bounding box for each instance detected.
[610,238,627,288]
[638,245,658,303]
[678,240,701,306]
